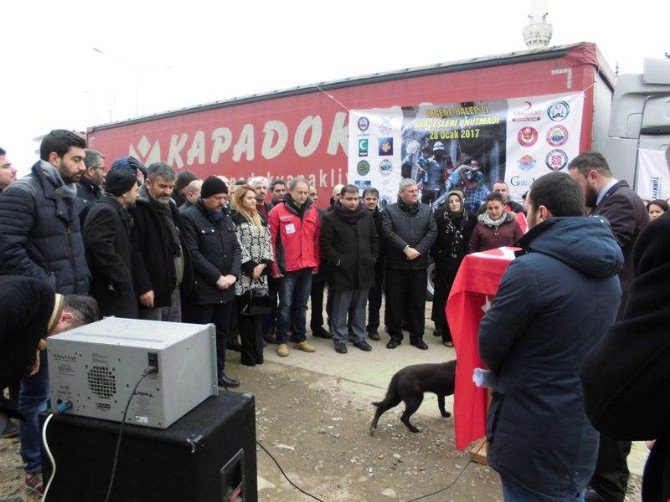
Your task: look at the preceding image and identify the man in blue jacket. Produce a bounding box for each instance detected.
[479,172,623,501]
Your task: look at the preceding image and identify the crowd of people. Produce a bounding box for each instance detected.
[0,131,669,500]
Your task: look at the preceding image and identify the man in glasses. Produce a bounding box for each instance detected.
[77,149,106,222]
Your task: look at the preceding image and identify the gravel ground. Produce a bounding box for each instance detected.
[0,356,642,501]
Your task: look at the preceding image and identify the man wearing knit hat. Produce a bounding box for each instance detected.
[172,170,197,207]
[110,155,147,183]
[84,170,140,318]
[182,176,242,388]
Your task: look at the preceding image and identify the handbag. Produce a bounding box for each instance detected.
[240,290,272,316]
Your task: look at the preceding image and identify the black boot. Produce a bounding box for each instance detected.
[218,374,240,388]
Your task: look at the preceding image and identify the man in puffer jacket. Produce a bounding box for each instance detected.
[0,129,91,495]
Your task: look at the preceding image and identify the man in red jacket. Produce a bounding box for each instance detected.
[268,177,320,357]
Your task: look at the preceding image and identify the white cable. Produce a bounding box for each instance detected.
[42,413,56,501]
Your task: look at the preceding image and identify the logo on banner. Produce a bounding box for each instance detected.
[547,101,570,122]
[517,127,538,147]
[546,125,569,147]
[357,160,370,176]
[545,149,569,171]
[517,153,537,171]
[511,101,542,123]
[379,160,393,175]
[357,116,370,131]
[378,137,394,156]
[358,138,369,157]
[379,115,394,135]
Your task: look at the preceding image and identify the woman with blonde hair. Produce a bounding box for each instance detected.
[230,185,274,366]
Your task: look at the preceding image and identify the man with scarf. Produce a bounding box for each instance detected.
[381,178,437,350]
[268,177,320,357]
[182,176,242,388]
[431,190,475,346]
[321,185,379,354]
[130,162,189,322]
[0,129,91,494]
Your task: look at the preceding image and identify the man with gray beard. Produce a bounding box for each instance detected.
[130,162,191,321]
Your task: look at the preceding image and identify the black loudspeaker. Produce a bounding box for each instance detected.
[42,391,257,502]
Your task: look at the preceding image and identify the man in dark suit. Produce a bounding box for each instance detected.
[569,151,649,502]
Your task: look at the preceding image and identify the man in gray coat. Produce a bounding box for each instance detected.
[479,172,623,500]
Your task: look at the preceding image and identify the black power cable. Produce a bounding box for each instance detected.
[257,437,473,502]
[103,368,155,502]
[256,440,326,502]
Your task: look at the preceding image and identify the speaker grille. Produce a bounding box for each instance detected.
[87,366,117,399]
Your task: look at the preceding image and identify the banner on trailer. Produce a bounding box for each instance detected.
[348,92,584,204]
[636,148,670,202]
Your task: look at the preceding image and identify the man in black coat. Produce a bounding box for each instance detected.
[479,172,623,500]
[130,162,190,322]
[569,152,649,501]
[0,130,91,492]
[363,187,385,340]
[182,176,242,388]
[581,210,670,501]
[321,185,379,354]
[84,170,140,319]
[76,149,106,223]
[381,178,437,350]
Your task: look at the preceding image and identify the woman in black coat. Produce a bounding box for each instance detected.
[83,170,140,318]
[430,190,474,346]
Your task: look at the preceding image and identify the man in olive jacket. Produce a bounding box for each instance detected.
[181,176,242,388]
[321,185,379,354]
[381,178,437,350]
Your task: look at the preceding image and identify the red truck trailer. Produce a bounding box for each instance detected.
[87,42,617,203]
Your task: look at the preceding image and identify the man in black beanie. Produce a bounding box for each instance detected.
[84,170,140,318]
[181,176,242,388]
[173,170,197,207]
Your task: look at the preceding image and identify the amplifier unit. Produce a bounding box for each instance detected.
[47,317,218,428]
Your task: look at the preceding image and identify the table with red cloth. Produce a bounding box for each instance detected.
[446,246,517,451]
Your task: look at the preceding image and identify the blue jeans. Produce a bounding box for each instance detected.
[501,475,585,502]
[331,289,369,344]
[19,351,50,474]
[277,268,312,344]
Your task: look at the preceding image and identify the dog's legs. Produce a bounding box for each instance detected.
[437,394,451,418]
[400,395,423,433]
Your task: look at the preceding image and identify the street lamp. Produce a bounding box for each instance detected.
[91,47,140,116]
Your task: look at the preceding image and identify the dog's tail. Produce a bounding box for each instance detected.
[372,372,401,408]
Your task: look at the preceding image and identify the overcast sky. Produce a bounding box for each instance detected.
[2,0,667,175]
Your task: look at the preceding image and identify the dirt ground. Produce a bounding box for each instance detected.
[0,356,643,501]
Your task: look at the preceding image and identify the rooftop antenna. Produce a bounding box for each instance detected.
[523,0,553,49]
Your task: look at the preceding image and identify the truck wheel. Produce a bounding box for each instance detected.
[426,261,436,301]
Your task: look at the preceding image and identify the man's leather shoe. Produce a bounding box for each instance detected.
[218,374,240,388]
[411,339,429,350]
[386,339,401,349]
[312,326,332,339]
[334,343,348,354]
[353,340,372,352]
[263,333,278,345]
[367,329,381,341]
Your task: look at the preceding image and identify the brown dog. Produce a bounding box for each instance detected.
[370,360,456,434]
